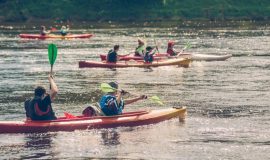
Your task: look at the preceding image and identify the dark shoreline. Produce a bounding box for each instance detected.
[1,19,270,30]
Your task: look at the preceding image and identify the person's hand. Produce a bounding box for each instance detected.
[120,89,128,95]
[140,95,147,100]
[48,74,54,80]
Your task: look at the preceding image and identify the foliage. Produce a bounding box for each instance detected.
[1,0,270,22]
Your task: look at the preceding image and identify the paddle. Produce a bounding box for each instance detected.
[48,44,58,75]
[177,41,192,56]
[154,38,160,54]
[100,83,164,105]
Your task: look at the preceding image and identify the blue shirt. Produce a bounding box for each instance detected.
[99,94,124,116]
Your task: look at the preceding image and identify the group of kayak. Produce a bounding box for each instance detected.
[79,38,232,69]
[19,25,93,39]
[0,74,187,133]
[2,27,233,134]
[0,41,188,134]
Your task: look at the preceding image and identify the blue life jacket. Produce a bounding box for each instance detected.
[144,51,154,63]
[107,49,117,63]
[99,94,124,116]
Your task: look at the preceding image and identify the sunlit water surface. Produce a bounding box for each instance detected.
[0,24,269,159]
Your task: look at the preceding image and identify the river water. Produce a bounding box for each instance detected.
[0,23,269,159]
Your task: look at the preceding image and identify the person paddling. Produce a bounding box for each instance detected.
[107,45,120,63]
[40,26,51,36]
[144,46,156,63]
[99,82,147,116]
[166,41,180,56]
[135,38,145,57]
[60,25,69,36]
[24,74,58,120]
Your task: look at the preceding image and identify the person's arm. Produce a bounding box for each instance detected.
[124,95,147,105]
[45,30,51,34]
[151,49,157,56]
[48,74,58,101]
[115,91,123,105]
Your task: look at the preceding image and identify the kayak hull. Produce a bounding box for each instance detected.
[19,34,93,39]
[0,107,186,134]
[79,58,191,68]
[100,53,232,61]
[190,53,232,61]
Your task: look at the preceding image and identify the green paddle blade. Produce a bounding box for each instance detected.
[149,96,164,105]
[183,41,192,50]
[48,44,58,65]
[100,83,116,93]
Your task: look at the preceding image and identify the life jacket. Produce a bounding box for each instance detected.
[24,96,56,120]
[107,49,117,63]
[167,47,177,56]
[135,45,145,56]
[144,51,154,63]
[99,95,124,116]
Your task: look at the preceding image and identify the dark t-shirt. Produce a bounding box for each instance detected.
[107,49,117,63]
[25,95,57,120]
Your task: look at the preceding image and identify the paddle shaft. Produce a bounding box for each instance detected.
[50,48,55,74]
[154,38,160,53]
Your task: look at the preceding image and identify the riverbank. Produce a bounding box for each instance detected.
[1,19,270,30]
[1,0,270,25]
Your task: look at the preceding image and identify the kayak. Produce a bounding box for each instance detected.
[19,33,93,39]
[0,107,186,134]
[79,58,191,68]
[100,53,232,61]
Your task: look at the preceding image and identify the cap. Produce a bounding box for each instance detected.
[108,81,118,89]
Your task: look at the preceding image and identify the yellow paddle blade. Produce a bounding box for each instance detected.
[149,96,164,105]
[100,83,116,93]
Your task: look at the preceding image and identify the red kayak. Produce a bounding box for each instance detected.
[0,107,186,134]
[79,58,191,68]
[19,33,93,39]
[100,53,232,61]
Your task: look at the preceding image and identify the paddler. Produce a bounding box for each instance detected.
[24,74,58,120]
[144,46,156,63]
[107,45,120,63]
[60,25,69,36]
[40,25,51,36]
[99,82,147,116]
[135,38,145,57]
[166,41,180,56]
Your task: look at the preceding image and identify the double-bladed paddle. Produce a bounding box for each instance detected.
[177,41,192,56]
[100,83,164,105]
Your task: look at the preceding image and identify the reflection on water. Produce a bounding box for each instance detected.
[21,133,57,159]
[100,129,121,146]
